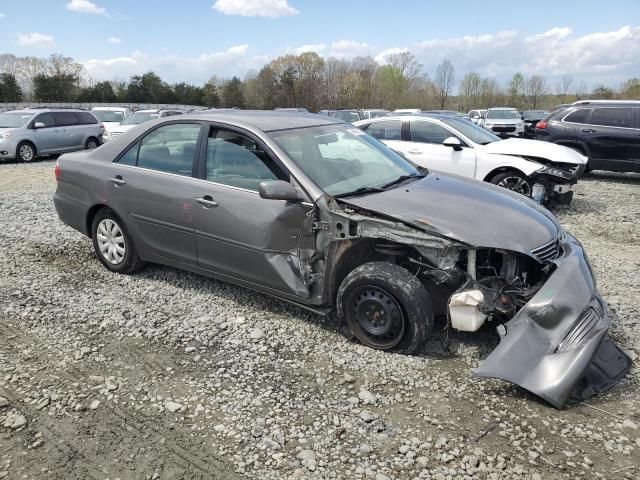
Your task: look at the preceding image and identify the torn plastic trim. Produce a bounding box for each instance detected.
[473,233,630,408]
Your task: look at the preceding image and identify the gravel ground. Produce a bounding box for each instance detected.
[1,160,639,480]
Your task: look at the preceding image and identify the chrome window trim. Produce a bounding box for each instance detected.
[561,107,640,131]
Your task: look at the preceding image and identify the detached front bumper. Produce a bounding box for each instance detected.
[473,233,630,408]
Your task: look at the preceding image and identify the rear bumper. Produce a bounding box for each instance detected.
[474,233,630,408]
[53,191,90,236]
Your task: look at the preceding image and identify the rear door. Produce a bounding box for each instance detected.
[584,107,640,172]
[190,124,312,297]
[107,122,204,264]
[405,119,476,177]
[52,112,82,151]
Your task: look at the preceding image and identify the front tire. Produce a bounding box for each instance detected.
[490,170,532,197]
[17,142,36,162]
[91,209,145,274]
[337,262,433,354]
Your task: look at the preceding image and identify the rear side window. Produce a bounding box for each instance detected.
[590,108,634,128]
[563,109,590,124]
[122,123,200,175]
[76,112,98,125]
[53,112,79,126]
[410,121,454,144]
[364,120,402,140]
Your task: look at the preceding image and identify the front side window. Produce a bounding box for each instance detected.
[34,113,55,128]
[564,109,590,124]
[364,120,402,140]
[270,124,418,196]
[410,120,455,144]
[206,128,286,191]
[135,123,201,175]
[590,108,634,128]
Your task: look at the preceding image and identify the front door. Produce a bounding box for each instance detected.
[106,122,204,264]
[191,125,312,297]
[31,113,59,153]
[403,119,477,177]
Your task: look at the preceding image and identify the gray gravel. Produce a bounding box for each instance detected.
[0,160,639,479]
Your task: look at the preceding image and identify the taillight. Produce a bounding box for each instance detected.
[55,160,60,181]
[536,120,547,129]
[99,123,105,130]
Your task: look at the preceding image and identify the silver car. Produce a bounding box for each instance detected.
[53,111,629,408]
[0,109,104,162]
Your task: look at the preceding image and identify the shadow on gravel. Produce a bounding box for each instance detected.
[581,170,640,185]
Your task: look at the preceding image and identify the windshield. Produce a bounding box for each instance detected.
[121,112,158,125]
[333,111,361,123]
[486,110,521,120]
[438,117,501,145]
[523,111,549,120]
[0,112,33,128]
[93,110,126,123]
[270,124,420,196]
[369,111,390,119]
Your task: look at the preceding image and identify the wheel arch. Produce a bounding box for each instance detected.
[16,139,37,157]
[482,166,530,183]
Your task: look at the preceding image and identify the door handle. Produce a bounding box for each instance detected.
[196,195,218,208]
[408,149,423,154]
[110,175,126,186]
[582,128,597,133]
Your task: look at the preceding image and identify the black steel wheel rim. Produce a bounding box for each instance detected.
[348,285,405,349]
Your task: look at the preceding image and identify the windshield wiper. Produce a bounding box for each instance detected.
[334,186,384,198]
[381,173,425,189]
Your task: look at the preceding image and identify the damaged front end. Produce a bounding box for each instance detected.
[317,196,629,409]
[529,165,577,206]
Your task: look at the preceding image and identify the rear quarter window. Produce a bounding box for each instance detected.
[590,108,634,128]
[76,112,98,125]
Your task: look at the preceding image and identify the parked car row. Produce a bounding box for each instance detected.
[53,110,630,408]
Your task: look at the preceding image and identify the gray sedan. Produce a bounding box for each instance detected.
[53,111,629,408]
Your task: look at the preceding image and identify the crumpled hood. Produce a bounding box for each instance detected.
[342,172,559,253]
[484,138,587,165]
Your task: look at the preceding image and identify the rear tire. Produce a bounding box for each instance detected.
[17,142,36,162]
[337,262,433,354]
[91,208,145,274]
[85,137,99,150]
[489,170,533,197]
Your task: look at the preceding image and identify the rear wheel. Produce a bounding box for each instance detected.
[85,137,99,150]
[17,142,36,162]
[490,170,532,197]
[91,209,145,274]
[337,262,433,354]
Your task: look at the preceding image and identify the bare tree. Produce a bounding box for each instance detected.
[480,78,500,108]
[574,81,588,101]
[387,51,422,82]
[558,74,573,103]
[526,75,547,109]
[458,71,482,110]
[434,59,455,109]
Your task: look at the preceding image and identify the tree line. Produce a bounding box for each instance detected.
[1,52,639,110]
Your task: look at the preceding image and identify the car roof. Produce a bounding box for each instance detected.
[92,106,128,111]
[572,100,640,106]
[179,110,342,132]
[487,107,518,110]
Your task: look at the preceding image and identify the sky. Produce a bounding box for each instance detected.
[1,0,639,89]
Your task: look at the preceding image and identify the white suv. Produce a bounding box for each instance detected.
[483,108,524,137]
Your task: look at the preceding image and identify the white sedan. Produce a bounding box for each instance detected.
[353,115,587,205]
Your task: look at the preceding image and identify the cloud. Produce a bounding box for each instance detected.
[329,40,371,58]
[66,0,106,15]
[0,13,6,20]
[212,0,298,18]
[107,36,122,44]
[292,43,326,54]
[83,45,250,84]
[17,32,55,48]
[374,47,408,64]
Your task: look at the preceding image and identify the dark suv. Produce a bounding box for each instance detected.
[535,101,640,172]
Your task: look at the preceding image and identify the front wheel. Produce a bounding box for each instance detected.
[91,209,145,274]
[17,142,36,162]
[337,262,433,354]
[490,171,532,197]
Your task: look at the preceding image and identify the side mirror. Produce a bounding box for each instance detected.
[33,122,45,129]
[443,137,463,151]
[258,180,304,202]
